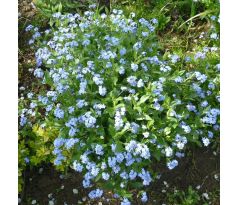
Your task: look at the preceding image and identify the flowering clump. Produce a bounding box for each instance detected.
[21,6,219,204]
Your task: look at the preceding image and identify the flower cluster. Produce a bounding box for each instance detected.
[21,6,219,204]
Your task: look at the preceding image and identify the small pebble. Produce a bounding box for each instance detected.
[163,181,169,188]
[214,174,219,181]
[202,193,209,200]
[49,200,54,205]
[196,185,201,190]
[48,193,53,199]
[39,168,43,174]
[32,200,36,205]
[31,2,36,9]
[61,185,64,189]
[82,197,86,202]
[18,198,21,204]
[73,189,78,194]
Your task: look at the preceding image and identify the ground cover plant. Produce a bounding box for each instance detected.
[18,0,220,204]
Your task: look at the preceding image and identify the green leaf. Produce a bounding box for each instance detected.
[153,151,161,161]
[138,95,150,105]
[95,174,101,182]
[164,127,171,135]
[147,119,154,128]
[144,114,153,121]
[115,143,124,152]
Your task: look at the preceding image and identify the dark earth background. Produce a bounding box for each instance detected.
[21,147,219,204]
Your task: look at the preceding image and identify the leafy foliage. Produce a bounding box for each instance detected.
[19,0,220,205]
[19,1,219,204]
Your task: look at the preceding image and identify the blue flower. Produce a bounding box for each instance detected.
[174,76,183,83]
[120,171,129,180]
[119,66,125,75]
[99,86,107,96]
[34,68,44,78]
[20,115,27,126]
[30,102,37,109]
[186,104,197,112]
[141,192,148,202]
[77,99,87,108]
[181,124,191,133]
[82,39,90,46]
[127,76,137,87]
[54,107,64,119]
[54,138,66,148]
[210,33,218,39]
[108,156,117,168]
[202,137,210,146]
[119,48,127,56]
[195,72,207,83]
[65,138,79,150]
[194,52,206,60]
[69,127,77,136]
[82,112,96,128]
[185,56,191,62]
[137,79,144,88]
[150,18,158,25]
[133,42,142,51]
[54,154,65,166]
[24,157,30,164]
[121,198,131,205]
[130,122,140,134]
[28,39,34,45]
[73,161,83,172]
[131,63,138,72]
[106,62,112,68]
[129,170,137,180]
[25,25,34,32]
[208,82,215,90]
[142,32,149,37]
[68,106,75,114]
[88,189,103,199]
[27,92,34,99]
[93,75,103,85]
[170,54,180,63]
[138,169,152,186]
[95,144,104,155]
[52,12,61,18]
[165,147,173,157]
[167,160,178,170]
[102,172,110,180]
[201,101,208,107]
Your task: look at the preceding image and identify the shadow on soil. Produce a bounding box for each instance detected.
[21,147,219,205]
